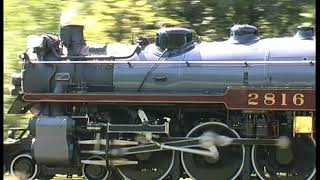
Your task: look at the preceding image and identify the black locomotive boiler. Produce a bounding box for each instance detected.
[4,23,315,180]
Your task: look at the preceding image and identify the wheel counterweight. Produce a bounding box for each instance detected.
[181,122,245,180]
[252,136,316,180]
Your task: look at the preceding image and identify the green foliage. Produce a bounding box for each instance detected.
[153,0,315,40]
[3,0,315,138]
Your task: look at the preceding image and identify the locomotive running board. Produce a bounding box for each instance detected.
[8,87,315,114]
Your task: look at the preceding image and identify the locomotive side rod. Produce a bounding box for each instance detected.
[229,136,290,147]
[158,136,290,147]
[199,131,290,148]
[81,135,290,157]
[84,123,290,149]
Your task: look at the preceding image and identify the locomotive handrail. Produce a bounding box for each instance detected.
[25,60,315,65]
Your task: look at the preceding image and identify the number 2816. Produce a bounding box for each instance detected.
[248,93,304,106]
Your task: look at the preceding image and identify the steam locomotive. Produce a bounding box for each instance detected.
[4,22,315,180]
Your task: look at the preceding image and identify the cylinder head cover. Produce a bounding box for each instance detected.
[31,116,75,165]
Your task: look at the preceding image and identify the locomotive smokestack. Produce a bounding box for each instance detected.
[59,8,86,56]
[60,25,86,56]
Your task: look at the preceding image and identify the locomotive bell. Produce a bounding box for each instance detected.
[228,24,260,44]
[294,26,315,40]
[155,27,198,51]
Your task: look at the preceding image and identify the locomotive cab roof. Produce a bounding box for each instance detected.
[155,27,198,51]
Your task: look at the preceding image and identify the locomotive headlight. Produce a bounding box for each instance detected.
[294,116,313,134]
[27,35,44,48]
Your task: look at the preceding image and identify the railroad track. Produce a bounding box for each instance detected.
[4,175,193,180]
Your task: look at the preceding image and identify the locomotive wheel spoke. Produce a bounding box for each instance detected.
[82,156,111,180]
[181,122,245,180]
[251,136,315,180]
